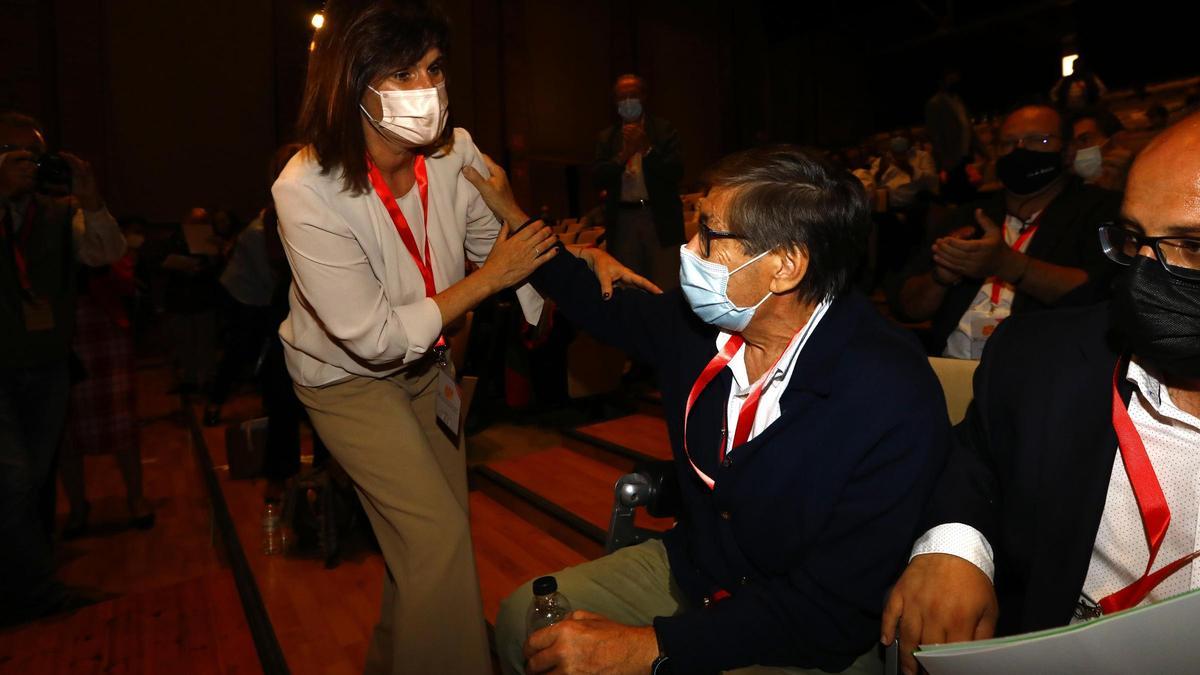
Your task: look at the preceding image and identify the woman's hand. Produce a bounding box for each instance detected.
[577,247,663,299]
[462,153,526,226]
[478,221,559,291]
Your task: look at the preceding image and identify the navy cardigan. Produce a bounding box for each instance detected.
[532,253,950,673]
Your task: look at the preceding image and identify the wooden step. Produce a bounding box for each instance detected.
[477,447,674,544]
[565,413,673,462]
[470,491,589,626]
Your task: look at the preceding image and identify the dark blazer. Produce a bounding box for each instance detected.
[894,177,1122,354]
[533,253,950,673]
[921,301,1130,634]
[593,115,685,246]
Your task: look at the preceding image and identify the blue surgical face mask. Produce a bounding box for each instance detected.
[679,245,772,332]
[617,98,643,122]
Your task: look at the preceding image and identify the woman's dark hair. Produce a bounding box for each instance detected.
[703,145,870,304]
[297,0,452,194]
[1071,107,1125,139]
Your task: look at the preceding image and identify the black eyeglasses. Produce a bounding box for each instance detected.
[1099,223,1200,281]
[697,212,748,257]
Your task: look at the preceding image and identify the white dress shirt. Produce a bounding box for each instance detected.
[717,298,831,457]
[943,212,1041,361]
[273,128,544,386]
[912,357,1200,615]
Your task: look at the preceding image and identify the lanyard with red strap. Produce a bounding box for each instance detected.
[987,213,1041,305]
[1,201,38,294]
[365,154,447,355]
[1098,357,1200,614]
[682,329,803,490]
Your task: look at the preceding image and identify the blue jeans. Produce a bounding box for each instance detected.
[0,360,70,618]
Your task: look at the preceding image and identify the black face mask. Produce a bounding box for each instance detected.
[996,148,1063,195]
[1111,256,1200,378]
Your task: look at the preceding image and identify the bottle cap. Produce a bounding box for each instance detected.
[532,576,558,596]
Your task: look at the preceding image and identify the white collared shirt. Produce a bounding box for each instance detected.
[943,212,1041,361]
[273,128,545,387]
[912,357,1200,612]
[717,298,831,457]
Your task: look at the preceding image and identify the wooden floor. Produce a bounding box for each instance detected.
[1,352,676,675]
[0,365,261,675]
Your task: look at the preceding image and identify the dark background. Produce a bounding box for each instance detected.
[2,0,1192,222]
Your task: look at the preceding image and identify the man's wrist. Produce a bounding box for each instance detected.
[997,248,1027,284]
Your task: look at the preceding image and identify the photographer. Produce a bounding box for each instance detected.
[0,111,124,624]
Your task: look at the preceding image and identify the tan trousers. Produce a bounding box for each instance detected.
[295,364,491,675]
[495,540,881,675]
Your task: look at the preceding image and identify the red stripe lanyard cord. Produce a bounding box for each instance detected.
[682,331,799,490]
[1098,357,1200,614]
[1,201,38,292]
[988,215,1041,306]
[366,155,446,351]
[367,155,434,297]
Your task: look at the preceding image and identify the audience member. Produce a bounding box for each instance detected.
[204,204,283,425]
[60,241,155,538]
[0,111,125,624]
[593,74,685,287]
[866,135,938,210]
[468,147,950,674]
[882,109,1200,675]
[1071,107,1134,192]
[894,102,1121,359]
[1051,58,1108,113]
[162,207,222,393]
[925,68,978,203]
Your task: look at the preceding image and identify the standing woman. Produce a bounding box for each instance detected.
[273,2,556,672]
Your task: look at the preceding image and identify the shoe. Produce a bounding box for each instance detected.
[61,502,91,541]
[203,405,221,427]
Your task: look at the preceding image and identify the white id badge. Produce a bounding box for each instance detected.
[968,315,1002,360]
[435,365,463,445]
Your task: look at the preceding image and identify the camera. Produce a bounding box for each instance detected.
[36,153,72,194]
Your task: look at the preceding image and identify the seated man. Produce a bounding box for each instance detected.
[1070,107,1134,192]
[894,102,1121,359]
[882,111,1200,675]
[466,147,951,674]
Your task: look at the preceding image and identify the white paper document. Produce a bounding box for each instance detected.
[916,587,1200,674]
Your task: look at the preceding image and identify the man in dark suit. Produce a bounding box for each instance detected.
[468,146,950,674]
[593,74,684,286]
[882,111,1200,675]
[894,102,1121,358]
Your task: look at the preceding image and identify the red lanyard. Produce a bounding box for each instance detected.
[1,201,38,292]
[1098,358,1200,614]
[366,154,435,298]
[988,214,1040,305]
[682,331,799,490]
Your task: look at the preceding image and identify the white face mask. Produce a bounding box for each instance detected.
[1073,144,1104,181]
[360,82,449,147]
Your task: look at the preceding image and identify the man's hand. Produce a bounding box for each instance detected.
[61,152,102,211]
[463,154,527,226]
[524,610,658,675]
[578,247,663,298]
[880,553,999,675]
[932,209,1019,280]
[619,124,649,163]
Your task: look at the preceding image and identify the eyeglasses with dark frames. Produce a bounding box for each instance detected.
[1098,223,1200,281]
[697,212,749,258]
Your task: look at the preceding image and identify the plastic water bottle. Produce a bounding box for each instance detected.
[526,576,572,637]
[262,502,283,555]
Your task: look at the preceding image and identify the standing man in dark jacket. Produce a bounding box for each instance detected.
[0,112,125,624]
[594,74,685,287]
